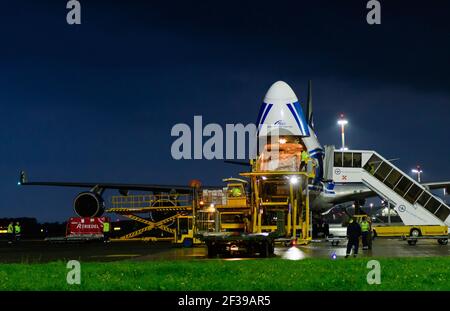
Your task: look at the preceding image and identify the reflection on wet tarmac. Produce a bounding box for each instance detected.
[280,247,306,260]
[0,238,448,263]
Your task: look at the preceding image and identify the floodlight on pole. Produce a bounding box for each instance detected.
[411,165,423,183]
[337,114,348,151]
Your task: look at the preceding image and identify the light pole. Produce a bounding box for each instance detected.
[411,166,423,183]
[337,114,348,151]
[387,201,391,224]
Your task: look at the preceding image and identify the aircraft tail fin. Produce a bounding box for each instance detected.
[306,80,314,128]
[19,171,27,185]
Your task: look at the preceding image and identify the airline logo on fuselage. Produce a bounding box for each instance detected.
[274,120,287,126]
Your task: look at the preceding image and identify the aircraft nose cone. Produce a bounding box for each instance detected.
[264,81,298,103]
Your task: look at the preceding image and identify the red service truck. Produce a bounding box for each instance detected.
[66,217,108,240]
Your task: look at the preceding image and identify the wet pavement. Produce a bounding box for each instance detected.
[0,240,172,263]
[0,238,448,263]
[276,238,450,260]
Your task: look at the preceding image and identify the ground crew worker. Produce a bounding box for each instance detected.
[367,221,373,250]
[360,216,371,250]
[103,220,110,243]
[230,187,242,197]
[14,222,21,241]
[368,163,376,175]
[7,222,14,244]
[243,214,251,233]
[323,222,330,238]
[300,150,309,171]
[345,217,362,258]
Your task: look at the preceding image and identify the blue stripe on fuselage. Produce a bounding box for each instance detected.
[286,103,305,136]
[260,103,273,125]
[293,102,310,136]
[256,103,267,126]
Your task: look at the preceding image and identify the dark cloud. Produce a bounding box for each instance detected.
[0,0,449,221]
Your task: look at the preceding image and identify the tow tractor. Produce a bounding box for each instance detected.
[200,232,275,258]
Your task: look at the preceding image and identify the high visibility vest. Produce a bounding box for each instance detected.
[361,221,370,232]
[15,225,21,234]
[7,224,13,233]
[231,188,242,197]
[103,222,110,233]
[301,151,309,162]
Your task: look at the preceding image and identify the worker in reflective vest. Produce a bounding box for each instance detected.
[7,222,14,244]
[243,214,251,233]
[103,221,110,243]
[300,150,309,171]
[360,217,371,250]
[231,187,242,197]
[15,222,21,241]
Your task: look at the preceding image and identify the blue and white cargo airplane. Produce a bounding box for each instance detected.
[19,80,450,220]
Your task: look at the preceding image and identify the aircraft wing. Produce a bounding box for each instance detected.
[331,189,376,205]
[18,171,221,194]
[422,181,450,193]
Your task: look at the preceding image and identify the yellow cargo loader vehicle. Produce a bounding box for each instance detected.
[196,164,316,257]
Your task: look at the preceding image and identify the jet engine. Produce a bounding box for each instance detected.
[73,192,105,217]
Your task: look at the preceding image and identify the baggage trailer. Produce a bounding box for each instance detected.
[198,232,275,258]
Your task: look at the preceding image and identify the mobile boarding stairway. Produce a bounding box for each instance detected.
[329,148,450,227]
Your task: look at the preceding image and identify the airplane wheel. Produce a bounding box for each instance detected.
[407,239,417,246]
[438,239,448,245]
[410,228,421,238]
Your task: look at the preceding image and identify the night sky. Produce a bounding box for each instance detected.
[1,0,449,221]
